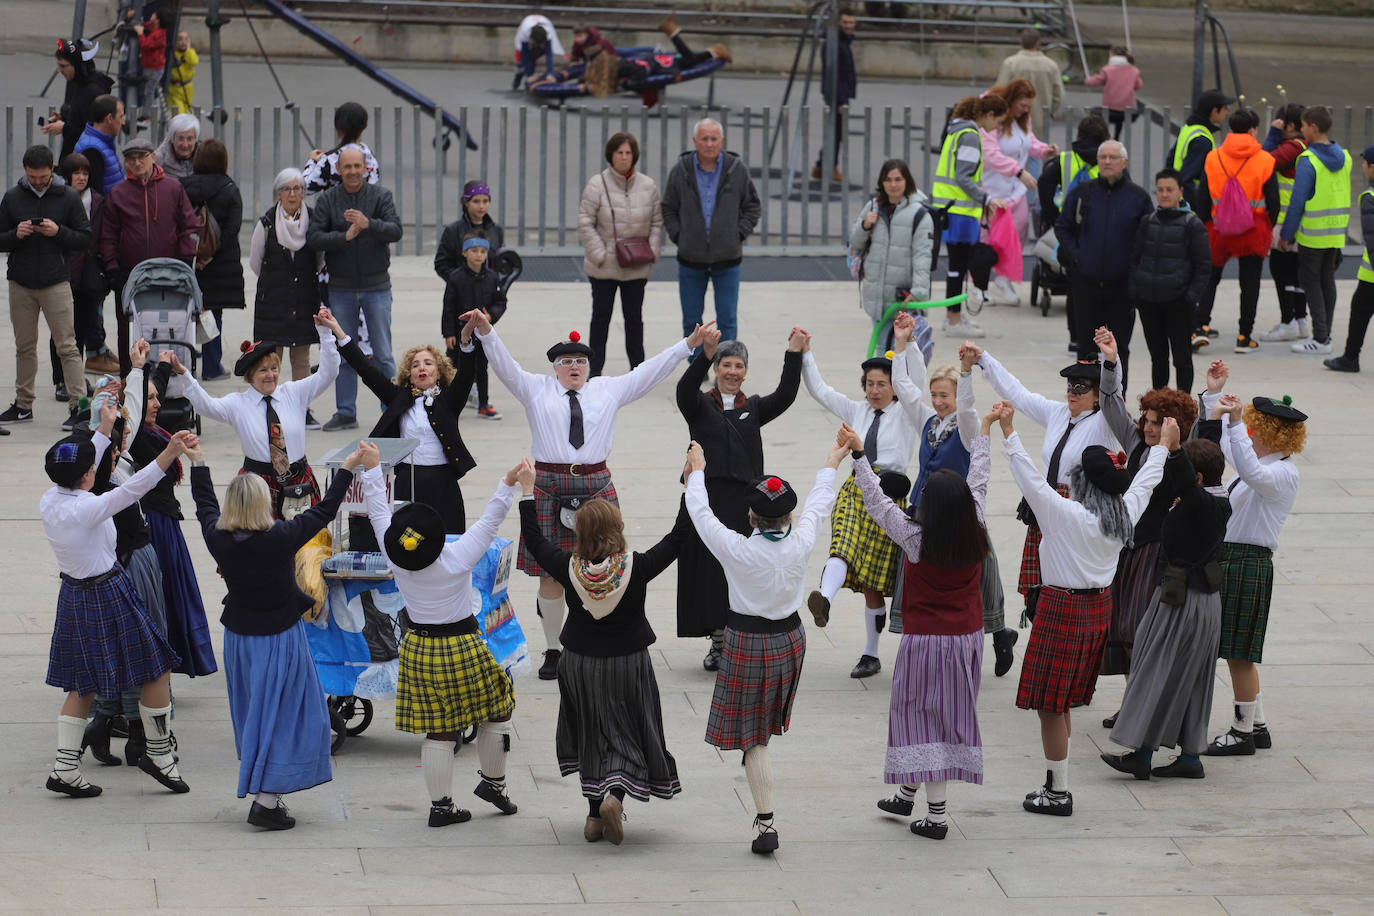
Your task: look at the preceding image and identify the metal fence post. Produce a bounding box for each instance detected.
[558,105,568,248]
[412,106,422,256]
[760,107,771,245]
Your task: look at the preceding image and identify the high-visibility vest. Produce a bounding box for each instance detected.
[1053,151,1098,208]
[1172,123,1215,172]
[931,127,983,219]
[1275,138,1307,225]
[1359,189,1374,283]
[1295,147,1353,249]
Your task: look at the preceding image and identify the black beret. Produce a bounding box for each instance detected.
[1079,445,1131,495]
[234,339,278,377]
[861,351,894,374]
[1060,360,1102,382]
[45,434,96,488]
[1252,395,1307,423]
[879,471,911,502]
[383,502,446,571]
[747,474,797,517]
[546,330,594,362]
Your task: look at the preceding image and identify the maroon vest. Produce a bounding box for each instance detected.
[899,556,983,636]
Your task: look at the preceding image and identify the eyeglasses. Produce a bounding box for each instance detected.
[278,185,304,194]
[555,357,589,368]
[1066,381,1096,395]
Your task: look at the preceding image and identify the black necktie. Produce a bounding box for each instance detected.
[265,395,289,477]
[864,408,883,460]
[567,390,584,449]
[1045,418,1076,487]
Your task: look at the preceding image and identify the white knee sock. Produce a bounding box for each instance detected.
[1253,692,1266,727]
[1231,700,1256,734]
[255,791,281,809]
[421,738,456,804]
[1046,757,1068,793]
[743,745,774,822]
[54,714,88,785]
[819,557,847,602]
[139,702,180,777]
[476,720,512,784]
[536,595,565,651]
[863,605,885,657]
[923,779,948,824]
[898,783,919,802]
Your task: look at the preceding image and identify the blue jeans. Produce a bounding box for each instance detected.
[678,262,741,343]
[200,308,226,377]
[331,287,395,418]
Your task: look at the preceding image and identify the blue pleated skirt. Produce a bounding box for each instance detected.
[224,619,333,798]
[145,509,218,677]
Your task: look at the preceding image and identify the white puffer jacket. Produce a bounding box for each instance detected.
[578,166,664,281]
[849,191,935,327]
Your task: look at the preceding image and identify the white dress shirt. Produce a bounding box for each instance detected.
[1219,420,1299,550]
[1005,431,1166,588]
[891,344,979,449]
[801,351,919,474]
[362,465,516,624]
[685,467,839,620]
[978,350,1118,486]
[478,326,690,463]
[514,14,565,56]
[41,433,170,579]
[400,397,447,466]
[181,326,344,464]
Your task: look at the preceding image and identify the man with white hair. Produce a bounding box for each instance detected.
[662,117,761,346]
[1053,139,1153,385]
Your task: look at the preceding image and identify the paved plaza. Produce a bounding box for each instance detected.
[1,259,1372,913]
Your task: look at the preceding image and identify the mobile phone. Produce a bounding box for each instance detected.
[30,218,42,226]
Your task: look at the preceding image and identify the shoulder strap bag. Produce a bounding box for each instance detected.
[601,174,656,267]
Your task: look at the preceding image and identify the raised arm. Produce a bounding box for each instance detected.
[684,469,748,557]
[75,434,188,526]
[1004,431,1066,522]
[474,325,542,403]
[178,373,235,424]
[600,336,692,406]
[976,350,1056,428]
[518,498,573,590]
[675,349,713,421]
[190,463,221,538]
[361,464,394,550]
[800,351,863,424]
[966,432,991,525]
[955,370,979,448]
[891,340,935,430]
[338,335,400,404]
[757,349,803,424]
[635,526,682,582]
[1098,353,1142,453]
[291,323,343,403]
[792,467,840,549]
[444,479,517,571]
[1225,419,1290,499]
[854,454,924,560]
[1121,444,1167,525]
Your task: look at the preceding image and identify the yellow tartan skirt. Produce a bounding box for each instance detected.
[395,630,515,734]
[829,471,906,597]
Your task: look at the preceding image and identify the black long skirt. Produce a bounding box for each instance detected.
[396,461,466,534]
[673,480,752,638]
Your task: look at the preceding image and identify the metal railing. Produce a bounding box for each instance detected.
[9,101,1372,255]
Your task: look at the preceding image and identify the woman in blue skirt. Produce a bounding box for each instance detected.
[189,439,366,830]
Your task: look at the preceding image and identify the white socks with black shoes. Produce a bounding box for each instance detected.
[536,595,564,652]
[137,702,187,792]
[1024,757,1072,816]
[47,714,100,797]
[819,557,847,603]
[421,737,455,804]
[863,605,885,658]
[743,745,779,853]
[474,720,518,814]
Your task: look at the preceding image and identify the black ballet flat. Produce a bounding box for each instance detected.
[1205,728,1256,756]
[750,819,779,855]
[428,797,473,827]
[1102,710,1120,729]
[1252,723,1272,749]
[1151,758,1205,779]
[137,755,190,793]
[473,778,518,815]
[1100,751,1151,780]
[910,818,949,840]
[46,774,102,798]
[876,795,914,817]
[247,801,296,830]
[82,714,122,767]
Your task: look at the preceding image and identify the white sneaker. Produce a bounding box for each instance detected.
[1297,317,1311,338]
[962,286,986,314]
[988,276,1021,307]
[1291,338,1333,354]
[947,315,987,338]
[1257,320,1300,342]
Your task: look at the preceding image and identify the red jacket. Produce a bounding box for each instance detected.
[139,26,167,72]
[97,164,198,272]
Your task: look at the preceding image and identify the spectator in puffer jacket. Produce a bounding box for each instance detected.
[848,158,933,352]
[73,94,124,196]
[1129,168,1210,392]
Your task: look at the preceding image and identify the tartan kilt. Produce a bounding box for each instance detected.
[517,466,618,576]
[239,462,321,520]
[394,630,516,734]
[1016,586,1113,713]
[705,621,806,751]
[1218,542,1274,663]
[1017,484,1071,596]
[46,567,180,696]
[830,472,905,596]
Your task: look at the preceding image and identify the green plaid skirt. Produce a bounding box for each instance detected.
[395,630,516,734]
[1218,542,1274,664]
[829,471,906,597]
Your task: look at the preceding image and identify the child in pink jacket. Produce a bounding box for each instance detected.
[1086,47,1143,140]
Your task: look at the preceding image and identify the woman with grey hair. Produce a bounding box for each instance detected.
[154,113,201,182]
[671,325,806,669]
[249,168,324,400]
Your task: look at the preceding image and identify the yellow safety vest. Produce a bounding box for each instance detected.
[931,127,983,219]
[1172,123,1215,172]
[1275,138,1307,226]
[1295,148,1353,249]
[1359,189,1374,284]
[1053,151,1098,208]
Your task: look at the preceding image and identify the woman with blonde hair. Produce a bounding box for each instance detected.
[190,439,366,829]
[318,309,476,533]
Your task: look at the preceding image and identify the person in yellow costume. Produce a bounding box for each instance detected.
[168,32,198,116]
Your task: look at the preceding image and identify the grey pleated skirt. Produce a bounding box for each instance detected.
[1110,584,1222,757]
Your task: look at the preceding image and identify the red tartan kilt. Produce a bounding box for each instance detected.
[1015,586,1113,713]
[517,466,618,577]
[237,463,321,520]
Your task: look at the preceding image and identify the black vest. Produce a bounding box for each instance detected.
[253,206,320,346]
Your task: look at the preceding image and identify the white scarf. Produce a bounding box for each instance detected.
[275,204,308,252]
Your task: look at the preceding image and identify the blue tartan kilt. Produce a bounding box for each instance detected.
[46,566,180,696]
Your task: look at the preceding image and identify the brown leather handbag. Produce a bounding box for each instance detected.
[600,174,655,267]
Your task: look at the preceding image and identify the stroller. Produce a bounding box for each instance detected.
[122,257,203,433]
[1029,227,1071,317]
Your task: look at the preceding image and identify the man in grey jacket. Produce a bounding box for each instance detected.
[307,146,403,430]
[662,118,761,344]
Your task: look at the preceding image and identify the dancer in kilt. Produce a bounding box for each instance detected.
[1100,418,1231,781]
[519,464,682,846]
[1000,402,1166,816]
[360,443,522,828]
[968,345,1119,625]
[672,324,803,670]
[173,310,342,518]
[800,336,918,679]
[685,437,847,854]
[1200,380,1305,757]
[844,403,997,840]
[190,441,364,830]
[460,307,712,680]
[40,408,195,799]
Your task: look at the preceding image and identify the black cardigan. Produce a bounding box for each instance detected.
[192,465,352,635]
[519,499,678,657]
[127,361,186,520]
[1158,447,1232,590]
[340,338,477,478]
[675,349,802,484]
[1128,418,1222,544]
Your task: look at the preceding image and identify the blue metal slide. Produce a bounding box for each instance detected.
[256,0,477,149]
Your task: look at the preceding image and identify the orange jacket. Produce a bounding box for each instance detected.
[1204,133,1275,216]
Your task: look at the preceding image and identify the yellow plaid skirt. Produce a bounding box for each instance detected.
[395,630,515,734]
[829,472,906,597]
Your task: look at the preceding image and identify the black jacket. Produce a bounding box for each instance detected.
[675,349,802,484]
[340,338,477,478]
[442,264,506,338]
[1130,206,1212,305]
[0,177,91,289]
[58,70,114,160]
[193,465,352,636]
[434,212,504,282]
[1054,171,1154,281]
[662,150,761,268]
[307,181,403,290]
[128,362,186,521]
[181,172,246,310]
[1128,418,1222,544]
[1158,446,1232,592]
[253,204,320,346]
[821,32,857,107]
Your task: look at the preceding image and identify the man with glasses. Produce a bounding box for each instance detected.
[457,308,713,680]
[1053,139,1153,388]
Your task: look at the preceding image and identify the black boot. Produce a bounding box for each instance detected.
[124,719,146,766]
[82,713,122,766]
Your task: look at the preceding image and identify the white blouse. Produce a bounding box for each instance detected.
[400,397,447,466]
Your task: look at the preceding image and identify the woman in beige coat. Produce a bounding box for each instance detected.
[578,132,663,377]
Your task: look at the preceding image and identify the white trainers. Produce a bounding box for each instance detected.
[987,276,1021,306]
[946,315,987,338]
[1257,320,1300,342]
[962,286,986,315]
[1291,338,1333,354]
[1297,317,1311,338]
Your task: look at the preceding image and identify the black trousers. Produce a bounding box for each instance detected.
[1299,245,1342,344]
[1108,108,1125,140]
[815,106,846,171]
[1072,274,1135,388]
[1198,255,1264,337]
[944,242,975,315]
[588,276,647,377]
[1268,247,1307,323]
[1136,298,1195,391]
[1340,280,1374,363]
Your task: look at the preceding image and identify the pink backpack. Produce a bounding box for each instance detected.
[1213,159,1255,236]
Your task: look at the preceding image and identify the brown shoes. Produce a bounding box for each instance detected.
[85,351,120,374]
[599,793,625,845]
[809,166,843,183]
[658,13,679,38]
[709,43,732,63]
[584,816,604,842]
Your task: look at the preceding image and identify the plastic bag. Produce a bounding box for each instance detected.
[295,529,333,621]
[988,207,1023,282]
